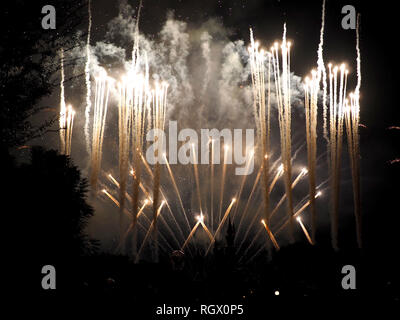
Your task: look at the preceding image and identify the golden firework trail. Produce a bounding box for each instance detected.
[270,163,284,192]
[235,163,282,253]
[345,92,362,248]
[131,169,151,201]
[218,145,230,222]
[89,69,112,190]
[102,188,121,208]
[232,149,255,220]
[271,25,295,240]
[181,214,214,252]
[131,0,143,71]
[136,200,165,262]
[249,29,273,249]
[191,143,203,214]
[163,153,190,231]
[131,74,150,256]
[206,198,236,255]
[297,217,313,245]
[132,168,182,249]
[107,172,134,204]
[328,63,348,249]
[243,191,322,262]
[101,188,170,252]
[235,164,263,238]
[117,78,131,217]
[59,48,66,153]
[181,218,201,251]
[117,0,150,245]
[236,164,304,255]
[275,191,322,235]
[58,49,75,156]
[140,153,187,243]
[200,220,214,242]
[106,171,182,251]
[269,167,307,219]
[304,70,319,242]
[344,13,362,248]
[150,80,168,261]
[261,219,279,250]
[107,173,120,187]
[104,192,172,254]
[318,0,328,143]
[355,14,361,95]
[116,199,149,252]
[84,0,92,156]
[64,105,75,156]
[117,53,153,254]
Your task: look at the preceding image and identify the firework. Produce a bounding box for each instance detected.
[304,70,319,242]
[58,49,75,156]
[218,145,230,222]
[102,188,120,207]
[275,191,322,235]
[106,171,182,251]
[200,219,214,242]
[59,48,66,153]
[180,213,213,252]
[101,188,165,251]
[343,14,362,248]
[344,92,362,248]
[117,199,149,252]
[89,69,112,190]
[297,217,313,245]
[261,219,279,250]
[271,25,295,240]
[163,153,190,231]
[269,167,307,219]
[141,154,187,244]
[150,81,168,261]
[245,192,322,262]
[136,200,165,262]
[232,149,255,220]
[249,30,274,249]
[117,57,152,255]
[210,139,215,231]
[191,143,203,214]
[64,105,75,156]
[68,0,366,261]
[236,163,282,253]
[319,0,328,143]
[84,0,92,156]
[181,216,201,251]
[235,164,263,240]
[328,63,348,249]
[206,198,236,255]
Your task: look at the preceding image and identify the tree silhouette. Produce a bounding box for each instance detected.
[16,147,97,260]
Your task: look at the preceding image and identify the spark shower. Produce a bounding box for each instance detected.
[58,0,362,262]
